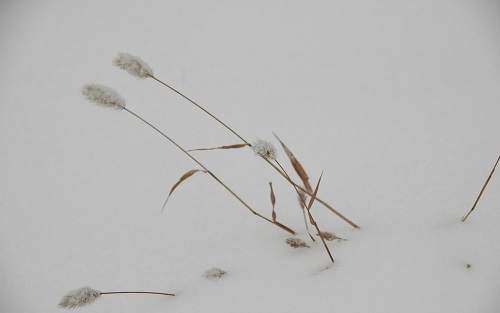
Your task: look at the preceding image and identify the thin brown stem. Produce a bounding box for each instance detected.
[275,160,315,241]
[306,172,334,263]
[149,75,358,228]
[122,107,296,235]
[101,291,175,296]
[149,75,247,144]
[462,155,500,222]
[264,156,359,228]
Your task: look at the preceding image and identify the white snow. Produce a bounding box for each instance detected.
[1,1,499,313]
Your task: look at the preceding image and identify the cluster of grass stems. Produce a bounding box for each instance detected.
[61,52,497,310]
[83,52,362,264]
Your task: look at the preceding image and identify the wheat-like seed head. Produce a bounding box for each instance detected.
[251,139,277,160]
[58,286,101,309]
[113,52,154,79]
[82,84,126,109]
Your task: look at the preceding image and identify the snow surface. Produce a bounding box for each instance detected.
[1,1,499,312]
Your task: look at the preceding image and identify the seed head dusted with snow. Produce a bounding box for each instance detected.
[251,139,277,160]
[113,52,153,79]
[203,267,227,280]
[82,84,126,109]
[58,286,101,309]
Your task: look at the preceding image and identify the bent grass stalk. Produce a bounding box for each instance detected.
[122,108,296,235]
[81,83,295,235]
[275,159,315,241]
[146,75,359,228]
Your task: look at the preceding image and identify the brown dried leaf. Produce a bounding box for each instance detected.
[273,133,312,193]
[187,143,250,152]
[161,169,208,213]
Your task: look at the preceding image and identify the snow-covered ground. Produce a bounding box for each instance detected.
[1,1,499,312]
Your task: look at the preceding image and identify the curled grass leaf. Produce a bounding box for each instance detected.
[162,169,208,213]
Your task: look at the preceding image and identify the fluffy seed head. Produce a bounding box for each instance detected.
[203,267,227,280]
[251,139,277,160]
[58,286,101,309]
[82,84,126,109]
[113,52,153,78]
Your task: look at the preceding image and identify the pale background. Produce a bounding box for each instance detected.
[1,1,499,312]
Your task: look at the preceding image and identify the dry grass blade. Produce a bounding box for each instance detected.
[269,182,276,221]
[307,172,322,212]
[273,133,312,193]
[462,155,500,222]
[187,143,250,152]
[162,169,208,213]
[306,172,335,263]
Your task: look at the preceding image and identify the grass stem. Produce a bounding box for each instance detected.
[122,108,296,235]
[101,291,175,296]
[149,75,359,228]
[462,155,500,222]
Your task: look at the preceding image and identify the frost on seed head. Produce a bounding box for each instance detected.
[58,286,101,309]
[203,267,227,280]
[113,52,154,79]
[251,139,277,160]
[82,84,126,109]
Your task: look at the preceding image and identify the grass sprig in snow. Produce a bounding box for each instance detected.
[58,286,175,309]
[81,84,296,235]
[113,52,359,229]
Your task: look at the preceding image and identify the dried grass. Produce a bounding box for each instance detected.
[462,155,500,222]
[187,143,250,152]
[162,169,208,213]
[316,232,345,241]
[273,133,312,193]
[286,237,310,248]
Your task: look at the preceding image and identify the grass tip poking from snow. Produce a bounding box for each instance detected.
[203,267,227,280]
[114,52,154,79]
